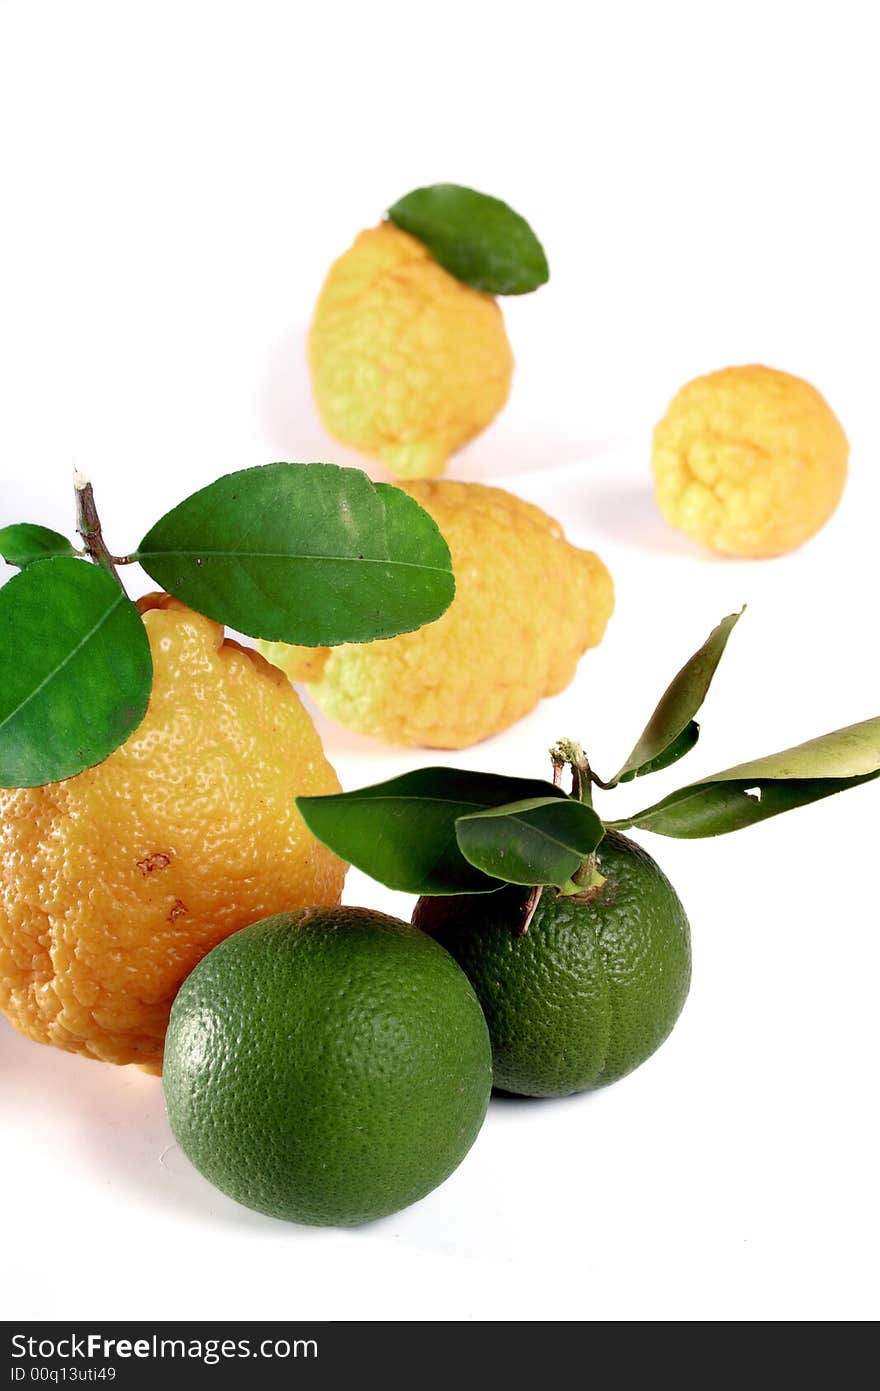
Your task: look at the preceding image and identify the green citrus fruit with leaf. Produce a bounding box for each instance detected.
[413,831,691,1097]
[163,906,493,1226]
[297,612,880,1103]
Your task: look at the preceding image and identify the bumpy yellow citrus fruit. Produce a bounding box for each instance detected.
[651,365,848,557]
[260,481,613,748]
[309,222,513,479]
[0,594,345,1072]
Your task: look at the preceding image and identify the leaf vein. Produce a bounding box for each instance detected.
[0,587,126,740]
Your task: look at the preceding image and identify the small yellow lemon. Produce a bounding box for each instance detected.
[261,481,613,749]
[309,223,513,479]
[0,595,346,1072]
[651,365,848,557]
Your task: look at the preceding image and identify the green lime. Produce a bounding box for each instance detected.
[162,907,492,1226]
[413,830,691,1097]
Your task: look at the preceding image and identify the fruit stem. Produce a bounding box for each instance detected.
[572,855,607,891]
[74,471,129,584]
[519,885,543,936]
[551,738,593,806]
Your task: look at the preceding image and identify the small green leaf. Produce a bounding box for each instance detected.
[0,557,152,787]
[387,183,549,295]
[618,721,701,783]
[609,716,880,838]
[136,463,455,646]
[297,769,568,895]
[0,524,76,569]
[456,796,604,887]
[606,610,743,785]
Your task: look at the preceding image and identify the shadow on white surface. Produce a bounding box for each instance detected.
[0,1019,326,1236]
[1,1014,529,1259]
[584,476,707,557]
[261,326,620,483]
[490,1088,584,1105]
[1,1017,517,1248]
[449,416,619,482]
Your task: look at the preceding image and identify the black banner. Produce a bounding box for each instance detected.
[3,1324,553,1387]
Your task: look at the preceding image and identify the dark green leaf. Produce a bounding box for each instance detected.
[456,796,604,887]
[136,463,455,646]
[609,716,880,837]
[618,721,701,782]
[0,557,152,787]
[297,768,568,895]
[0,524,76,569]
[606,610,742,785]
[387,183,549,295]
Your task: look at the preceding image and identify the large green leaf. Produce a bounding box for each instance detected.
[136,463,455,645]
[0,523,76,569]
[0,557,152,787]
[609,716,880,837]
[606,610,743,785]
[387,183,549,295]
[297,769,568,895]
[456,796,604,887]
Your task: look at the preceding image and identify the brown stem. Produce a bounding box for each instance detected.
[74,473,122,583]
[519,885,543,936]
[570,762,585,803]
[550,738,593,806]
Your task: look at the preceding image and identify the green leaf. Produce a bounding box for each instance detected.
[387,183,549,295]
[297,769,568,895]
[617,721,701,783]
[136,463,455,646]
[606,610,743,785]
[456,796,604,887]
[0,524,76,569]
[0,557,152,787]
[609,716,880,838]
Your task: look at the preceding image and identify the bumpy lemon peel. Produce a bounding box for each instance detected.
[651,364,848,557]
[261,481,614,749]
[309,223,513,479]
[0,595,345,1071]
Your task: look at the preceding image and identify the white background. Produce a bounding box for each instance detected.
[1,0,878,1322]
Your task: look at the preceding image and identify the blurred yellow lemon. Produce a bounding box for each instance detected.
[651,365,848,557]
[309,223,513,479]
[261,481,613,749]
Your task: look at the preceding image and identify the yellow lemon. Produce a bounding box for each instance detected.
[309,223,513,479]
[651,365,848,557]
[261,481,613,749]
[0,595,346,1072]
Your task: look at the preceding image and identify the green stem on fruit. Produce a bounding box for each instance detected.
[572,856,607,891]
[557,857,608,902]
[74,472,129,585]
